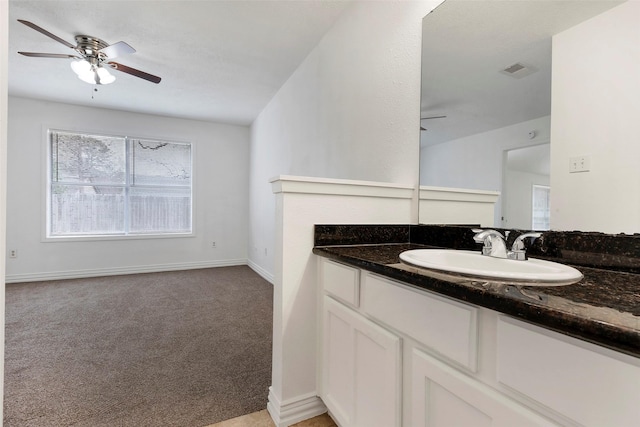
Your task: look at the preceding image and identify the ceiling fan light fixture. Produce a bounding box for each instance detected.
[96,66,115,85]
[77,68,98,85]
[71,59,96,84]
[70,59,91,75]
[70,59,115,85]
[77,71,97,85]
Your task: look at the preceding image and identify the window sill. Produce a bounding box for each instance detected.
[43,232,195,243]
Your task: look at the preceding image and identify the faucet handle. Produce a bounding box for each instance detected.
[472,229,504,243]
[510,232,542,260]
[512,232,542,250]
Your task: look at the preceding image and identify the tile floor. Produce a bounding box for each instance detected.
[208,410,337,427]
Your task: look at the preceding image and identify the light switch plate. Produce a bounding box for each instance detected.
[569,155,590,173]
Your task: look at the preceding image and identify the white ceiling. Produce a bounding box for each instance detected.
[420,0,625,147]
[8,0,351,125]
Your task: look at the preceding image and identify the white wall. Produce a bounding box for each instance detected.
[267,177,414,426]
[6,97,250,281]
[550,0,640,234]
[249,0,445,281]
[420,115,551,226]
[0,0,9,419]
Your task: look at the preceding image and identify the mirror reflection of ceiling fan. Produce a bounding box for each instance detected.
[420,115,446,131]
[16,19,161,85]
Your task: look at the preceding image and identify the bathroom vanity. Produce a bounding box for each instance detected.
[313,225,639,427]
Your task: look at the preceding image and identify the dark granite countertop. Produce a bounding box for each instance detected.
[313,243,640,358]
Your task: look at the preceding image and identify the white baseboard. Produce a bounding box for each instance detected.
[267,387,327,427]
[248,259,275,284]
[5,259,248,283]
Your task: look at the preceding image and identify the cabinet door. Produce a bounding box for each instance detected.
[497,316,640,426]
[322,296,402,427]
[411,348,557,427]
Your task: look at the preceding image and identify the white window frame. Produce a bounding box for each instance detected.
[44,128,195,242]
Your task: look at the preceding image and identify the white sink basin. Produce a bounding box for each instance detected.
[399,249,583,286]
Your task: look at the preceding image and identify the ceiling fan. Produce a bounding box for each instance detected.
[420,115,446,131]
[17,19,161,85]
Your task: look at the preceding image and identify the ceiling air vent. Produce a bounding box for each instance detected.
[500,62,538,79]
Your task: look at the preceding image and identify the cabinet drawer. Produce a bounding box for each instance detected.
[321,259,360,307]
[361,272,478,371]
[497,316,640,426]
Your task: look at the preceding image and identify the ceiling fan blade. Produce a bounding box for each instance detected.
[19,51,79,59]
[108,62,161,84]
[100,41,136,59]
[18,19,76,49]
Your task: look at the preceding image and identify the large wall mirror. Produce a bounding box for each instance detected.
[419,0,631,232]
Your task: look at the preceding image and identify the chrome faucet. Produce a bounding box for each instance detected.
[472,229,541,261]
[472,229,508,258]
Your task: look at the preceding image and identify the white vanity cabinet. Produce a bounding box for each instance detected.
[321,259,402,427]
[317,256,640,427]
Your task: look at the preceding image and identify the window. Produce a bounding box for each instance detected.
[531,185,550,231]
[48,130,192,238]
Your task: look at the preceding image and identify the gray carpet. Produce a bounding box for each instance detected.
[4,266,273,427]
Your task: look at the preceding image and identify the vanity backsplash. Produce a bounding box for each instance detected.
[315,224,640,274]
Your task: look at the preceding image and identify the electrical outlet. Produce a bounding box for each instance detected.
[212,241,216,248]
[9,249,17,258]
[569,155,591,173]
